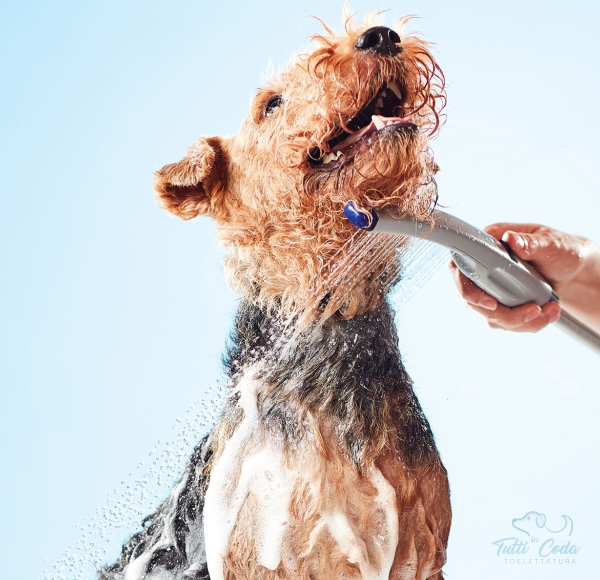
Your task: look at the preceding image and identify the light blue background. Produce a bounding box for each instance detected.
[1,1,598,578]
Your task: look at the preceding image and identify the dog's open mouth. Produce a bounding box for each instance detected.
[309,80,417,168]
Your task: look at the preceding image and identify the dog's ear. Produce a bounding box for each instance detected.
[154,136,227,220]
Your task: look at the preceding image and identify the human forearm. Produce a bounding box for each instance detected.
[557,238,600,329]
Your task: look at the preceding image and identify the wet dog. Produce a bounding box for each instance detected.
[101,12,450,579]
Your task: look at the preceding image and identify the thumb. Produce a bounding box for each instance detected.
[501,230,541,261]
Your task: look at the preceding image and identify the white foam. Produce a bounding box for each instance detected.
[203,370,404,580]
[322,511,369,566]
[203,370,301,578]
[316,465,398,579]
[203,372,260,580]
[123,551,153,580]
[369,465,399,578]
[244,449,299,571]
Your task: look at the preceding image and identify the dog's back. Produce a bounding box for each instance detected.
[101,303,449,579]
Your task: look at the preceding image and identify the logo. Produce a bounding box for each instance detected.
[492,511,580,566]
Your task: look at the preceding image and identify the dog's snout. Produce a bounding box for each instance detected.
[354,26,401,56]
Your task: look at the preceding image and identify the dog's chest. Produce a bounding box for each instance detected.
[203,372,402,580]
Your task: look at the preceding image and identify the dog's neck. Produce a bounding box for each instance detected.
[221,300,437,470]
[224,300,408,386]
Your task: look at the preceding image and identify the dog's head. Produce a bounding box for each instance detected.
[155,15,445,322]
[512,511,546,536]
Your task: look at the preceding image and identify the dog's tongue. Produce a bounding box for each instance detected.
[332,114,415,153]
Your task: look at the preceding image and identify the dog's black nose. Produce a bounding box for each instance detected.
[354,26,401,56]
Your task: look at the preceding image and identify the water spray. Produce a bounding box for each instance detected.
[344,202,600,355]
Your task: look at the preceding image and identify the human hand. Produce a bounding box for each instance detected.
[449,223,588,332]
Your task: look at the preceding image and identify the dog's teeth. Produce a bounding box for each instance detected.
[387,81,403,100]
[372,115,386,130]
[376,97,384,108]
[322,151,342,164]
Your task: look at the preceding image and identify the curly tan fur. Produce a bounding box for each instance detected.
[154,15,444,322]
[102,12,451,580]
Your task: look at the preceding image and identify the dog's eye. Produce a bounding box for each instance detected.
[264,95,284,118]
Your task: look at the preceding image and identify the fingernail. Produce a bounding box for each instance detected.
[524,307,541,322]
[478,297,497,310]
[512,233,525,250]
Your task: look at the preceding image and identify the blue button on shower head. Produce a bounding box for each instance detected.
[343,201,379,231]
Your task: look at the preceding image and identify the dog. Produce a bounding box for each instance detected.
[100,12,450,580]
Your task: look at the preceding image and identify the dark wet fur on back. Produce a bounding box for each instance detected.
[98,437,212,579]
[99,299,439,578]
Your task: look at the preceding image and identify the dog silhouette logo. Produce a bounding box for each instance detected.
[512,511,574,537]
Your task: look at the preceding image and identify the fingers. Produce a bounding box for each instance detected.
[484,222,542,239]
[501,230,539,260]
[449,261,561,332]
[484,223,583,284]
[484,223,545,261]
[472,300,561,333]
